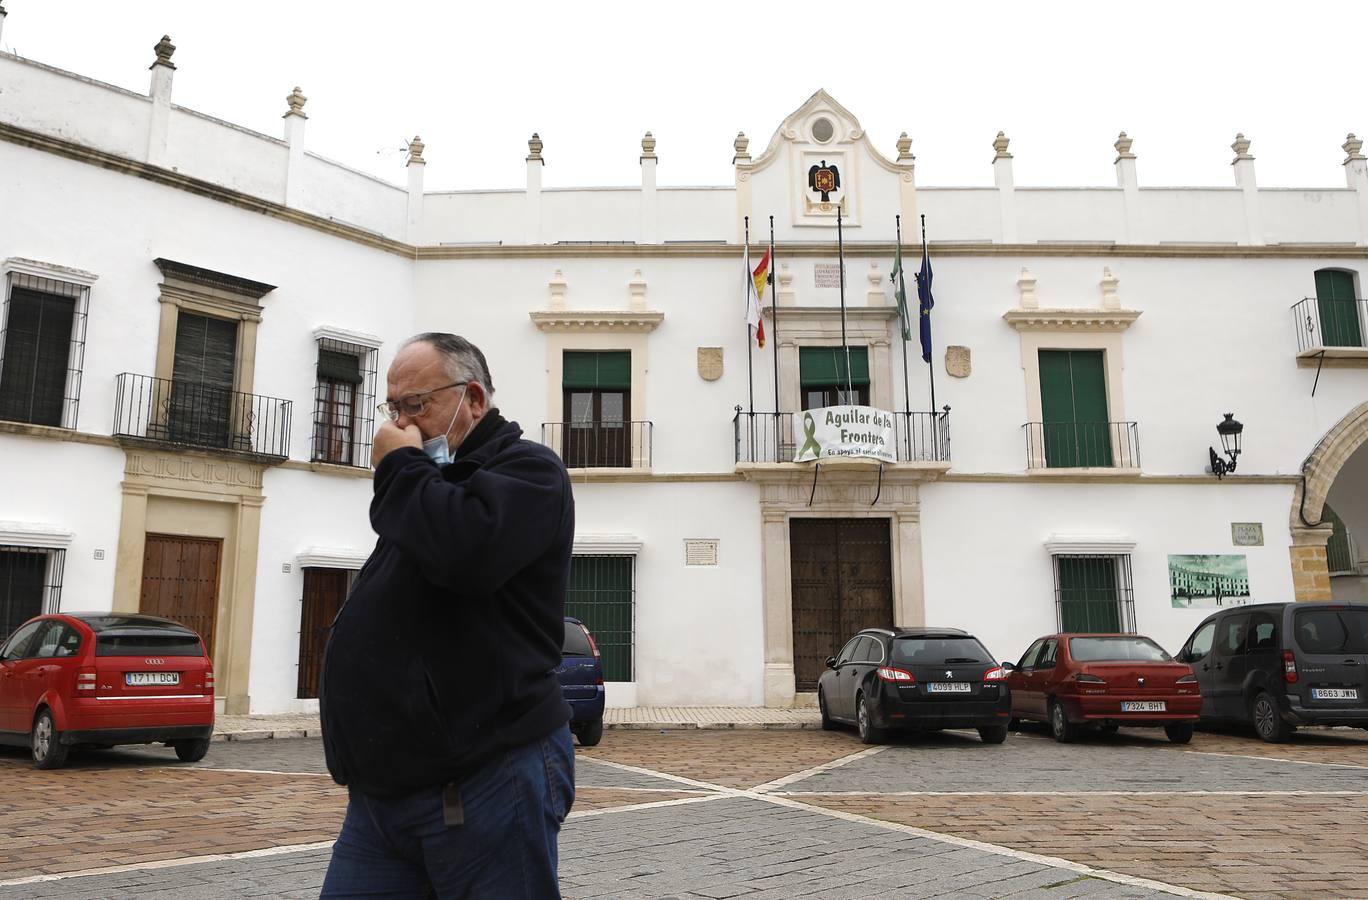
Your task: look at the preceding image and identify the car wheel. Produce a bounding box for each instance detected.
[173,738,211,762]
[818,688,837,731]
[1164,723,1195,744]
[1251,692,1291,743]
[856,692,884,745]
[1049,700,1077,743]
[576,718,604,747]
[31,709,69,770]
[978,725,1008,744]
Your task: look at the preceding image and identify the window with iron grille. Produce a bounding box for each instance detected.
[566,555,634,682]
[0,272,89,429]
[0,546,66,643]
[1052,554,1136,634]
[312,339,377,467]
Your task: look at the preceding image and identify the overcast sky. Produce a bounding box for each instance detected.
[3,1,1364,193]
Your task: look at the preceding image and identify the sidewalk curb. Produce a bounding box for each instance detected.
[212,721,822,741]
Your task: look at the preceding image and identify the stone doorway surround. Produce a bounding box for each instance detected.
[1289,401,1368,601]
[738,457,949,708]
[112,447,267,715]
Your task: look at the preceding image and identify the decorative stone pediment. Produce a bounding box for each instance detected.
[1003,309,1142,332]
[296,547,369,569]
[529,310,664,333]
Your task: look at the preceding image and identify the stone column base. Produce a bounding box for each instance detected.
[764,663,796,708]
[1290,524,1336,602]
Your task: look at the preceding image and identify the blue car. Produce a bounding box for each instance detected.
[558,617,605,746]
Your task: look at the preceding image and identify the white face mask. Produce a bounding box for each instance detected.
[421,386,471,466]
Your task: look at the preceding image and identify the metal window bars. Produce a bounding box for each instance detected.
[1052,554,1137,635]
[1023,421,1140,470]
[113,372,292,459]
[311,339,378,468]
[541,420,653,469]
[566,554,635,683]
[733,410,951,464]
[0,272,89,430]
[0,546,66,643]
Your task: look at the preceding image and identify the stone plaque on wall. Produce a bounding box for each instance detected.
[697,347,723,381]
[1231,522,1264,546]
[946,345,971,378]
[814,264,844,288]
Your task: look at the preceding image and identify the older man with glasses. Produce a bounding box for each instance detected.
[320,332,576,899]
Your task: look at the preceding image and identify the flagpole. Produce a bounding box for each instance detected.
[837,208,852,400]
[769,215,781,459]
[921,213,936,415]
[895,214,912,458]
[745,216,755,417]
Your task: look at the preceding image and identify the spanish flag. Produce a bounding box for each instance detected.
[751,248,771,348]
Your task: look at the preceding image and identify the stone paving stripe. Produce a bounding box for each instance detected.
[750,745,888,793]
[774,789,1368,797]
[186,767,333,778]
[0,841,334,888]
[578,755,734,793]
[761,795,1236,900]
[566,794,727,820]
[1173,747,1368,770]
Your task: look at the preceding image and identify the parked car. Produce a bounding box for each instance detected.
[557,616,605,746]
[0,613,214,769]
[817,627,1012,744]
[1176,601,1368,742]
[1005,633,1200,743]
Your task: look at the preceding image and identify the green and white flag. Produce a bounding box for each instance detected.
[890,243,912,342]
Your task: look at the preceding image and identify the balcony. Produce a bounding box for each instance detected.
[734,410,951,464]
[1292,297,1368,368]
[540,420,653,469]
[1024,421,1139,471]
[113,373,292,460]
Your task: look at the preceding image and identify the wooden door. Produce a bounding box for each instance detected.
[789,518,893,691]
[297,567,351,699]
[140,534,221,656]
[1039,350,1111,468]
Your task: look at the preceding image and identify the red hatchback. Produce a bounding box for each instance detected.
[1006,633,1200,743]
[0,613,214,768]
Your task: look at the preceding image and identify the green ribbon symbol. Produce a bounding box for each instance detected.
[798,412,821,460]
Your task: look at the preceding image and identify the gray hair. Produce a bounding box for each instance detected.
[402,332,495,397]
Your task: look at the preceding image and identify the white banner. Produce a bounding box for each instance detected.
[793,405,896,463]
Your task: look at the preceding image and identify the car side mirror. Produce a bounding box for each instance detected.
[1001,661,1016,672]
[825,656,837,670]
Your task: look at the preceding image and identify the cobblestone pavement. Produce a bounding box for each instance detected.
[0,725,1365,897]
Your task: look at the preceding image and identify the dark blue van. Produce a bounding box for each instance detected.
[557,617,605,746]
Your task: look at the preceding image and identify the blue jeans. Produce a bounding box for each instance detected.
[321,727,575,899]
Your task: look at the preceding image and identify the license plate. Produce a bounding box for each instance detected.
[927,682,972,693]
[126,672,180,686]
[1121,701,1166,712]
[1312,688,1359,700]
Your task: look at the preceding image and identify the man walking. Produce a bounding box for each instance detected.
[320,333,576,898]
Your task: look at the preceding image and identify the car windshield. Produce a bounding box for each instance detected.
[1069,636,1170,662]
[562,623,593,657]
[891,637,991,666]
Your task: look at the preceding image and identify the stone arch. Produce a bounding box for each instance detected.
[1288,401,1368,601]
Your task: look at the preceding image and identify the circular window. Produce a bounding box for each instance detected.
[811,117,835,143]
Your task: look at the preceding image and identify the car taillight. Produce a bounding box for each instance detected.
[876,666,915,684]
[983,666,1007,681]
[1283,650,1298,684]
[581,625,601,659]
[1074,673,1107,684]
[1176,674,1197,684]
[205,670,216,690]
[76,668,97,691]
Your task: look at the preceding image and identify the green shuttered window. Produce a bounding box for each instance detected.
[1038,349,1112,468]
[1314,269,1363,348]
[799,347,869,387]
[566,556,634,682]
[1053,555,1135,633]
[563,351,631,390]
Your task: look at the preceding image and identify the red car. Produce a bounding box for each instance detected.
[0,613,214,768]
[1005,633,1200,743]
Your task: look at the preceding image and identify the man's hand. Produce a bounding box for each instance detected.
[373,421,423,469]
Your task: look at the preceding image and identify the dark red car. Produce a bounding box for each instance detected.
[1005,633,1200,743]
[0,613,214,768]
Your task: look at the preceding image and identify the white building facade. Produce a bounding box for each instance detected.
[1,19,1365,714]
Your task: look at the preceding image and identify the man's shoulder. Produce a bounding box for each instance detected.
[484,423,568,476]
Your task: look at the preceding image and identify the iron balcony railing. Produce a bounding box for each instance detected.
[1292,296,1368,353]
[1024,421,1139,470]
[113,373,292,459]
[541,420,653,468]
[733,409,951,464]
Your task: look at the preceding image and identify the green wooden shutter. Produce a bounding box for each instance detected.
[563,351,631,390]
[799,347,870,387]
[1315,270,1362,347]
[1057,557,1121,632]
[317,349,363,384]
[565,556,634,681]
[0,288,75,427]
[1039,350,1111,467]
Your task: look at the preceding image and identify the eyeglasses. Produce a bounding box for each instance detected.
[377,382,467,421]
